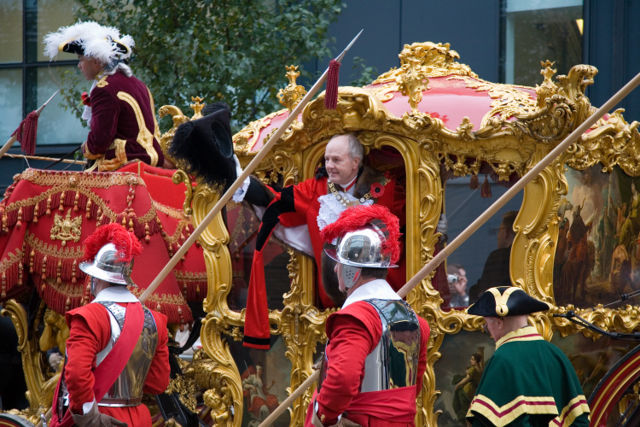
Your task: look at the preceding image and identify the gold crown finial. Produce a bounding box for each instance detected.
[277,65,307,112]
[190,96,205,119]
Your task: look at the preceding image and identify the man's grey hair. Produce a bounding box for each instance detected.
[344,133,364,163]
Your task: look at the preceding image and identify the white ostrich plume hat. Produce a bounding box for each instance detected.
[43,21,134,64]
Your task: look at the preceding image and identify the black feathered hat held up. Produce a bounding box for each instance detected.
[169,104,237,189]
[467,286,550,317]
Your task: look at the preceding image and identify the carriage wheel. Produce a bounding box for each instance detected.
[589,343,640,426]
[0,414,35,427]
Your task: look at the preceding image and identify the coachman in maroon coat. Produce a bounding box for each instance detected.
[44,21,165,171]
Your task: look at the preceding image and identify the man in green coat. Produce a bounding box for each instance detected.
[465,286,590,426]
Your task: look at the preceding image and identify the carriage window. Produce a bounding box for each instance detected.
[0,0,86,146]
[442,175,523,309]
[504,0,583,86]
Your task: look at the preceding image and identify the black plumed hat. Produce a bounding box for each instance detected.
[169,104,236,189]
[467,286,550,317]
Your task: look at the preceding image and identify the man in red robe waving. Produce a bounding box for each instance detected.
[50,223,170,427]
[305,204,430,426]
[242,133,406,348]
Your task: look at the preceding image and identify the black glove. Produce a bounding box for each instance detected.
[71,404,127,427]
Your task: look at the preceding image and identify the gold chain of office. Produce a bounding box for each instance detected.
[327,177,389,208]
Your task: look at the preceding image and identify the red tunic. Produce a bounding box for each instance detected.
[305,298,430,426]
[64,302,170,426]
[84,72,164,169]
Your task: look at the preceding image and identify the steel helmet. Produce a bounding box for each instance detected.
[79,223,142,286]
[322,205,401,269]
[79,242,133,285]
[325,222,398,268]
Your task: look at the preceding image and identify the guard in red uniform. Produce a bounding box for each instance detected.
[44,21,166,171]
[50,224,170,427]
[305,204,430,426]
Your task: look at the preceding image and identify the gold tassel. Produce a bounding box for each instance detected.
[29,249,35,273]
[58,191,65,211]
[71,260,77,284]
[41,255,48,281]
[56,259,62,284]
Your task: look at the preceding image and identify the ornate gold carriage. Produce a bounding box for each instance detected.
[167,41,640,426]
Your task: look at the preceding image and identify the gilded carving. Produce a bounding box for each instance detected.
[277,65,307,112]
[157,96,205,168]
[172,169,194,216]
[374,42,477,84]
[396,56,429,111]
[234,110,289,155]
[1,300,53,424]
[189,182,243,426]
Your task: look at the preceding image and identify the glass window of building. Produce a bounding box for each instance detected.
[0,0,86,147]
[504,0,583,86]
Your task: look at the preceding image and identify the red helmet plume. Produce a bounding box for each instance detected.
[321,204,401,264]
[83,223,142,263]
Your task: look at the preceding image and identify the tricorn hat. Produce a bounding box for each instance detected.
[169,104,237,189]
[467,286,550,317]
[44,21,134,63]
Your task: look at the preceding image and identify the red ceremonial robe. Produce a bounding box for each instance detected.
[305,280,430,426]
[63,287,170,426]
[83,72,164,170]
[279,174,406,304]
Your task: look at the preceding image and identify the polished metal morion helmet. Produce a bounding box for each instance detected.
[325,221,398,269]
[79,242,133,285]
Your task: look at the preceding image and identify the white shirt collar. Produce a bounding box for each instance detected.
[342,279,400,308]
[330,174,358,195]
[93,286,139,303]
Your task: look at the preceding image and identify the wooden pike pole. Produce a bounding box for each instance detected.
[0,90,59,159]
[3,153,86,165]
[138,29,364,303]
[258,72,640,427]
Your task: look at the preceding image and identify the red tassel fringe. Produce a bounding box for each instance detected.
[325,59,340,110]
[11,111,39,155]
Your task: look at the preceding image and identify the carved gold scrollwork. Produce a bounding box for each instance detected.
[565,108,640,176]
[190,182,243,426]
[1,300,54,424]
[280,249,331,423]
[374,42,477,85]
[233,110,288,155]
[396,57,429,111]
[158,97,206,168]
[172,169,194,216]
